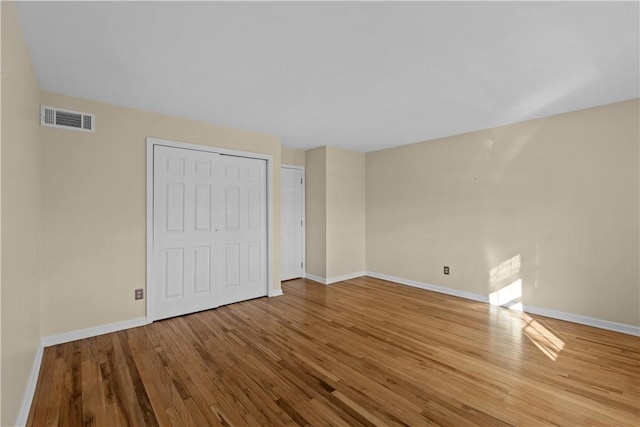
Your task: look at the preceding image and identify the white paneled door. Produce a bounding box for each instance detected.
[217,155,267,306]
[152,145,267,321]
[280,167,304,280]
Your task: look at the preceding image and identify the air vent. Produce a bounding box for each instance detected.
[40,105,95,132]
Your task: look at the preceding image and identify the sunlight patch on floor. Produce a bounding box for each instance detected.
[488,254,565,361]
[507,308,565,361]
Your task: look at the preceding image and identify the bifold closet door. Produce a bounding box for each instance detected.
[152,145,267,321]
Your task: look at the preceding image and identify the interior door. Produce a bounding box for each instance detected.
[216,155,268,306]
[280,167,303,280]
[153,145,220,320]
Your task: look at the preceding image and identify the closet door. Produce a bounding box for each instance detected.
[152,145,220,320]
[152,146,268,320]
[216,155,268,306]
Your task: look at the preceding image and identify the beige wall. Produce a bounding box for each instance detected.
[1,1,42,424]
[281,147,305,166]
[304,147,326,278]
[305,146,366,280]
[326,147,365,278]
[40,91,282,336]
[367,99,639,326]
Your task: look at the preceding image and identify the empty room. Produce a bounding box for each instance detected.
[1,1,639,426]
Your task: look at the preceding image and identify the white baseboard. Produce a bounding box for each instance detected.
[366,271,640,337]
[268,288,284,297]
[304,271,366,285]
[326,271,366,285]
[41,316,149,348]
[15,342,44,427]
[304,273,327,284]
[519,303,640,336]
[366,271,490,304]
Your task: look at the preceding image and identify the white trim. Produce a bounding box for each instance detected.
[15,343,44,427]
[146,140,154,323]
[268,288,284,297]
[41,317,149,347]
[146,137,274,322]
[366,272,640,337]
[305,271,366,285]
[266,153,275,303]
[327,271,366,285]
[520,303,640,336]
[366,271,490,303]
[280,164,306,280]
[304,273,327,285]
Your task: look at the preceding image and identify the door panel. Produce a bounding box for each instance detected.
[194,185,212,231]
[193,246,212,293]
[224,243,240,287]
[164,248,184,298]
[166,184,185,231]
[225,187,240,229]
[248,242,261,282]
[281,167,304,280]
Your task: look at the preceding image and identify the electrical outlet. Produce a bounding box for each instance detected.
[135,288,144,300]
[444,266,450,275]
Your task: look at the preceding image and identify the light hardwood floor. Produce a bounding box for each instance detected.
[28,277,639,426]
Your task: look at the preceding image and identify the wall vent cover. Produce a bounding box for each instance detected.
[40,105,95,132]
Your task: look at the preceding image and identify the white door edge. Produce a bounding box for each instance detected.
[146,137,274,322]
[280,164,305,280]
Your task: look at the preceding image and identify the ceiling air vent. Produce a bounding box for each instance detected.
[40,105,95,132]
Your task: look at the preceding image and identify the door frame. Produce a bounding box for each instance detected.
[281,164,306,280]
[146,137,275,322]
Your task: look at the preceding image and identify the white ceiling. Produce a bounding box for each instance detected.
[16,1,639,152]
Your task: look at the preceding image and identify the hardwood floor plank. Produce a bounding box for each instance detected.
[106,334,147,426]
[308,398,358,427]
[81,354,107,426]
[28,278,640,426]
[58,341,83,427]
